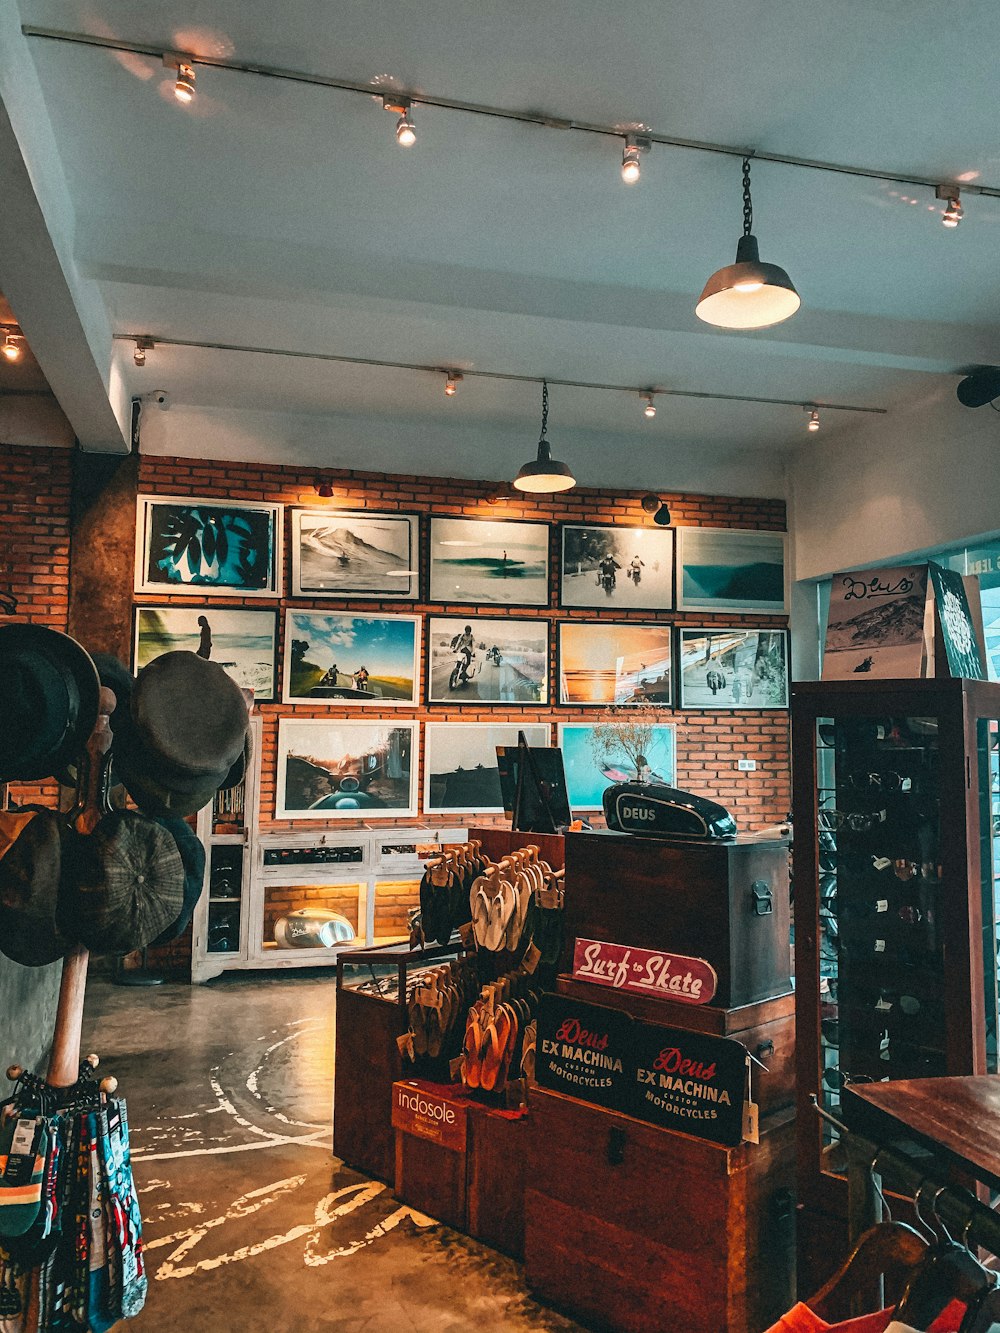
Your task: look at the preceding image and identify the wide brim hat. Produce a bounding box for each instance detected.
[67,809,185,955]
[0,625,100,784]
[0,809,75,967]
[55,652,136,789]
[147,816,207,947]
[113,651,250,817]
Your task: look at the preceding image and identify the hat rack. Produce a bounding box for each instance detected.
[45,683,115,1087]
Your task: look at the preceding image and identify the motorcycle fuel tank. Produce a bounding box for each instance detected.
[603,782,737,840]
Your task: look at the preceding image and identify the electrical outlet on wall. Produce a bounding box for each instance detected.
[737,759,757,772]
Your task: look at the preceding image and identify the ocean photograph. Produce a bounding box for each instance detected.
[678,528,786,613]
[292,511,418,598]
[429,517,549,606]
[134,606,277,699]
[559,622,672,704]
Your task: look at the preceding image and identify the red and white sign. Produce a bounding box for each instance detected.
[572,938,718,1006]
[391,1081,467,1153]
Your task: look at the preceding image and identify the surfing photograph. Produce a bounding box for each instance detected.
[677,527,787,614]
[133,605,277,700]
[283,611,420,705]
[291,510,419,599]
[428,517,550,606]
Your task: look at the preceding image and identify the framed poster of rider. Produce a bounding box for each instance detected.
[426,615,549,705]
[427,516,550,608]
[559,522,673,611]
[275,718,418,819]
[678,627,790,709]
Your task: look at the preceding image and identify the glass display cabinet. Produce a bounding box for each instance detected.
[791,678,1000,1242]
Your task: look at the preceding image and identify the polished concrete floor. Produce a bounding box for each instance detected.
[82,973,584,1333]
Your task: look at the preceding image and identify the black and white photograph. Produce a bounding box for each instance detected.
[134,496,282,596]
[558,621,673,705]
[679,628,790,708]
[560,523,673,610]
[428,517,550,607]
[677,527,788,614]
[275,719,418,819]
[134,606,277,701]
[290,509,419,599]
[822,565,929,679]
[423,722,550,813]
[426,616,548,704]
[283,611,420,705]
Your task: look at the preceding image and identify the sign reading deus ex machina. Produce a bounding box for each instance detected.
[536,994,747,1147]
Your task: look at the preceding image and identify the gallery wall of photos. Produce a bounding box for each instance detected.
[132,455,792,833]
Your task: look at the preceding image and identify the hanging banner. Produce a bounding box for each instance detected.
[572,937,718,1006]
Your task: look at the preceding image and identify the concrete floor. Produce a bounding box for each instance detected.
[82,973,584,1333]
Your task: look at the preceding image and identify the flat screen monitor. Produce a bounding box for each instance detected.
[496,742,573,833]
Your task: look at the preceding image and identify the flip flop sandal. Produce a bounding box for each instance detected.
[498,1005,520,1090]
[470,869,497,925]
[479,1006,512,1092]
[471,888,492,948]
[521,1020,537,1082]
[408,997,428,1056]
[425,1004,444,1058]
[463,1006,485,1088]
[484,889,508,952]
[497,879,518,951]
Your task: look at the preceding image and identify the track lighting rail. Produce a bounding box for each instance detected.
[22,24,1000,199]
[114,331,886,416]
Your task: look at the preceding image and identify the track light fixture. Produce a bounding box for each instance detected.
[807,408,820,432]
[133,336,153,367]
[2,332,23,363]
[696,157,800,330]
[936,184,963,228]
[315,478,335,498]
[513,379,576,493]
[620,134,651,184]
[173,61,196,103]
[444,371,462,397]
[642,392,656,418]
[382,96,416,146]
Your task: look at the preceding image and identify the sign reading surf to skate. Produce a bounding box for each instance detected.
[572,938,718,1006]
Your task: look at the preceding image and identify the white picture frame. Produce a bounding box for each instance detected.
[428,516,550,607]
[134,495,282,597]
[423,722,550,814]
[275,718,419,820]
[676,527,788,615]
[678,627,790,709]
[290,509,419,600]
[282,610,421,707]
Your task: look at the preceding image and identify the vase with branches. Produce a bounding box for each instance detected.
[589,702,660,784]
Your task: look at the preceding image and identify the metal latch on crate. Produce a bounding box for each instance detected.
[750,879,773,916]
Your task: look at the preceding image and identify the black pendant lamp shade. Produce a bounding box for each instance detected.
[513,380,576,493]
[696,158,800,330]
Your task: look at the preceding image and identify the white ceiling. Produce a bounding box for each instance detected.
[4,0,1000,486]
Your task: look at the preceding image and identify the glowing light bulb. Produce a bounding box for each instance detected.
[133,345,145,367]
[642,393,656,418]
[444,372,462,397]
[621,145,641,184]
[396,112,416,146]
[807,409,820,432]
[174,62,196,103]
[942,196,963,228]
[733,279,764,293]
[2,334,21,363]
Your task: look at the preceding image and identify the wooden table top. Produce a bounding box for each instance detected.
[844,1077,1000,1192]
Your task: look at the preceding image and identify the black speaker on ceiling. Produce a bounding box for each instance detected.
[956,367,1000,408]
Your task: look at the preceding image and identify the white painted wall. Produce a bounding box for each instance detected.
[137,402,789,499]
[789,384,1000,583]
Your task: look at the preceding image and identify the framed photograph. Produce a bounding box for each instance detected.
[428,517,549,607]
[282,611,420,706]
[134,496,282,596]
[133,606,277,701]
[822,565,929,679]
[290,509,419,600]
[559,523,673,611]
[678,627,790,709]
[423,722,550,814]
[557,722,677,811]
[677,527,788,614]
[426,616,548,705]
[275,719,418,820]
[557,621,673,706]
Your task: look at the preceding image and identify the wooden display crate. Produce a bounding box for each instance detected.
[467,1102,527,1259]
[393,1080,472,1231]
[524,1086,796,1333]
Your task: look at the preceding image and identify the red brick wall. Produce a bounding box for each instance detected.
[0,442,74,809]
[136,455,790,836]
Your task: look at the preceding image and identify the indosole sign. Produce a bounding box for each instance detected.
[392,1081,467,1153]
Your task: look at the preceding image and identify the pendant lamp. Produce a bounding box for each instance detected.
[696,157,800,330]
[512,380,576,493]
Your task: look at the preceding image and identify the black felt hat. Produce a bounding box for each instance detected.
[113,651,250,818]
[0,809,75,967]
[55,652,136,789]
[0,625,101,784]
[147,816,206,947]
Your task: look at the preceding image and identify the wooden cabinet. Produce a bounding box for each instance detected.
[524,1086,796,1333]
[791,678,1000,1255]
[562,829,791,1007]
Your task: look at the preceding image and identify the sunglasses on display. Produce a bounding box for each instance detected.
[819,808,888,832]
[846,771,914,792]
